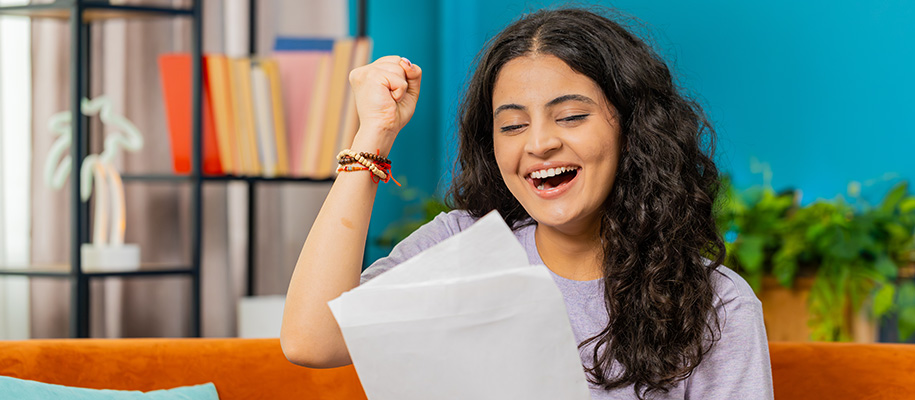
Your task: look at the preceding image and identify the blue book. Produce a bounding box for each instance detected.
[274,37,336,52]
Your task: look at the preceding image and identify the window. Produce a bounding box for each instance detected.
[0,0,32,339]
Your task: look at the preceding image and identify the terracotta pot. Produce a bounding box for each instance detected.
[757,276,877,342]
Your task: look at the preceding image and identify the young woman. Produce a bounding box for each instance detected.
[281,8,773,400]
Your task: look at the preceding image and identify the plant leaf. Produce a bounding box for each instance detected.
[872,284,895,318]
[900,197,915,214]
[736,234,765,273]
[899,307,915,341]
[880,182,908,213]
[772,247,799,287]
[898,281,915,306]
[874,254,899,280]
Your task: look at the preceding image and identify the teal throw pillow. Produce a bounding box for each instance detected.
[0,376,219,400]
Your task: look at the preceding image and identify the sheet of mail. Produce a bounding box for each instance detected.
[328,211,591,400]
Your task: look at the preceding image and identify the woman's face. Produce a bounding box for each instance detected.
[492,54,622,234]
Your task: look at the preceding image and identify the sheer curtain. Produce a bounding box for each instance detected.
[28,0,345,338]
[0,0,32,340]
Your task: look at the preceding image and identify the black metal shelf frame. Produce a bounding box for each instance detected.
[120,174,335,183]
[0,0,202,338]
[0,0,368,338]
[0,266,193,278]
[0,1,192,20]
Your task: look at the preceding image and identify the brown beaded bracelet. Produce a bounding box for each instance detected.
[337,154,390,165]
[337,156,364,165]
[336,149,400,186]
[336,150,388,180]
[357,152,390,164]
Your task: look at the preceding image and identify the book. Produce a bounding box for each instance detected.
[261,59,290,176]
[204,55,238,175]
[230,58,261,176]
[226,58,251,174]
[315,38,355,178]
[274,37,335,52]
[158,53,223,175]
[337,37,373,153]
[301,54,333,177]
[250,63,278,178]
[273,51,329,176]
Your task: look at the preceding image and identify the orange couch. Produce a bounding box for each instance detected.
[1,339,913,399]
[0,338,365,400]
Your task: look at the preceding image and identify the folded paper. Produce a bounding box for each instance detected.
[329,211,591,400]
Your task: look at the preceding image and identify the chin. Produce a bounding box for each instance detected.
[527,208,592,232]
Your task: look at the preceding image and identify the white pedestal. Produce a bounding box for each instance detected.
[80,243,140,272]
[238,295,285,338]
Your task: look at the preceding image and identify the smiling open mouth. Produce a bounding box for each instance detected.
[529,167,580,191]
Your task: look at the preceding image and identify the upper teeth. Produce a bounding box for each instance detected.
[530,166,575,179]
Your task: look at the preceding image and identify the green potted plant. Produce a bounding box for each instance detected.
[718,178,915,342]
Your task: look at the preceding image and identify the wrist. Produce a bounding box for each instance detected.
[350,127,397,156]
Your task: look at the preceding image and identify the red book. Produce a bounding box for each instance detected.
[158,53,223,175]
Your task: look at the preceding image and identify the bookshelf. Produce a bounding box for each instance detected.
[0,0,366,338]
[0,0,203,338]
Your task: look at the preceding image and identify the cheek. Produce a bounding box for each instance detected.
[492,139,513,174]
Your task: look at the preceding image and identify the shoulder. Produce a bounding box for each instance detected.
[391,209,478,248]
[360,210,478,283]
[427,209,479,235]
[710,264,761,308]
[707,264,766,334]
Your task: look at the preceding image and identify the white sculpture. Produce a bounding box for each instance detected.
[44,96,144,271]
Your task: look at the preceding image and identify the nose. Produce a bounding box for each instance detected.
[523,121,562,158]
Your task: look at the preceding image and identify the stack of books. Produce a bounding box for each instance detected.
[158,37,372,178]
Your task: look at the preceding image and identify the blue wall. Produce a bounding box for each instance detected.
[350,0,443,264]
[359,0,915,261]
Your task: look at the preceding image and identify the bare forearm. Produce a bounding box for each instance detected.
[281,55,420,368]
[281,132,394,367]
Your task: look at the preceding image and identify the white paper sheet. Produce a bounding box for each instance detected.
[328,212,591,400]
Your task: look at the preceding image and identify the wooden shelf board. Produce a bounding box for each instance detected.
[0,264,70,277]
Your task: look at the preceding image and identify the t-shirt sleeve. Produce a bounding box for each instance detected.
[684,270,774,399]
[360,210,473,284]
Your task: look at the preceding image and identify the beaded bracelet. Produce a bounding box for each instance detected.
[336,165,370,173]
[338,153,391,166]
[337,150,386,180]
[336,149,400,186]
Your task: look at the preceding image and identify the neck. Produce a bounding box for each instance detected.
[535,221,604,281]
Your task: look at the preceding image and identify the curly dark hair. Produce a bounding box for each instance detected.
[446,7,727,399]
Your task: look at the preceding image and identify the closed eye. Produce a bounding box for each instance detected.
[500,124,527,133]
[558,114,590,123]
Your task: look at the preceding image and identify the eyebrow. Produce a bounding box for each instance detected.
[493,94,597,118]
[546,94,596,107]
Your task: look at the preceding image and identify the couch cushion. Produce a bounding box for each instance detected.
[0,338,366,400]
[0,376,218,399]
[770,342,915,400]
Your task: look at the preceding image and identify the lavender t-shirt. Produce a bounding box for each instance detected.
[361,210,774,400]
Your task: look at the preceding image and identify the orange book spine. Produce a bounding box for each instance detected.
[158,53,223,175]
[204,55,237,174]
